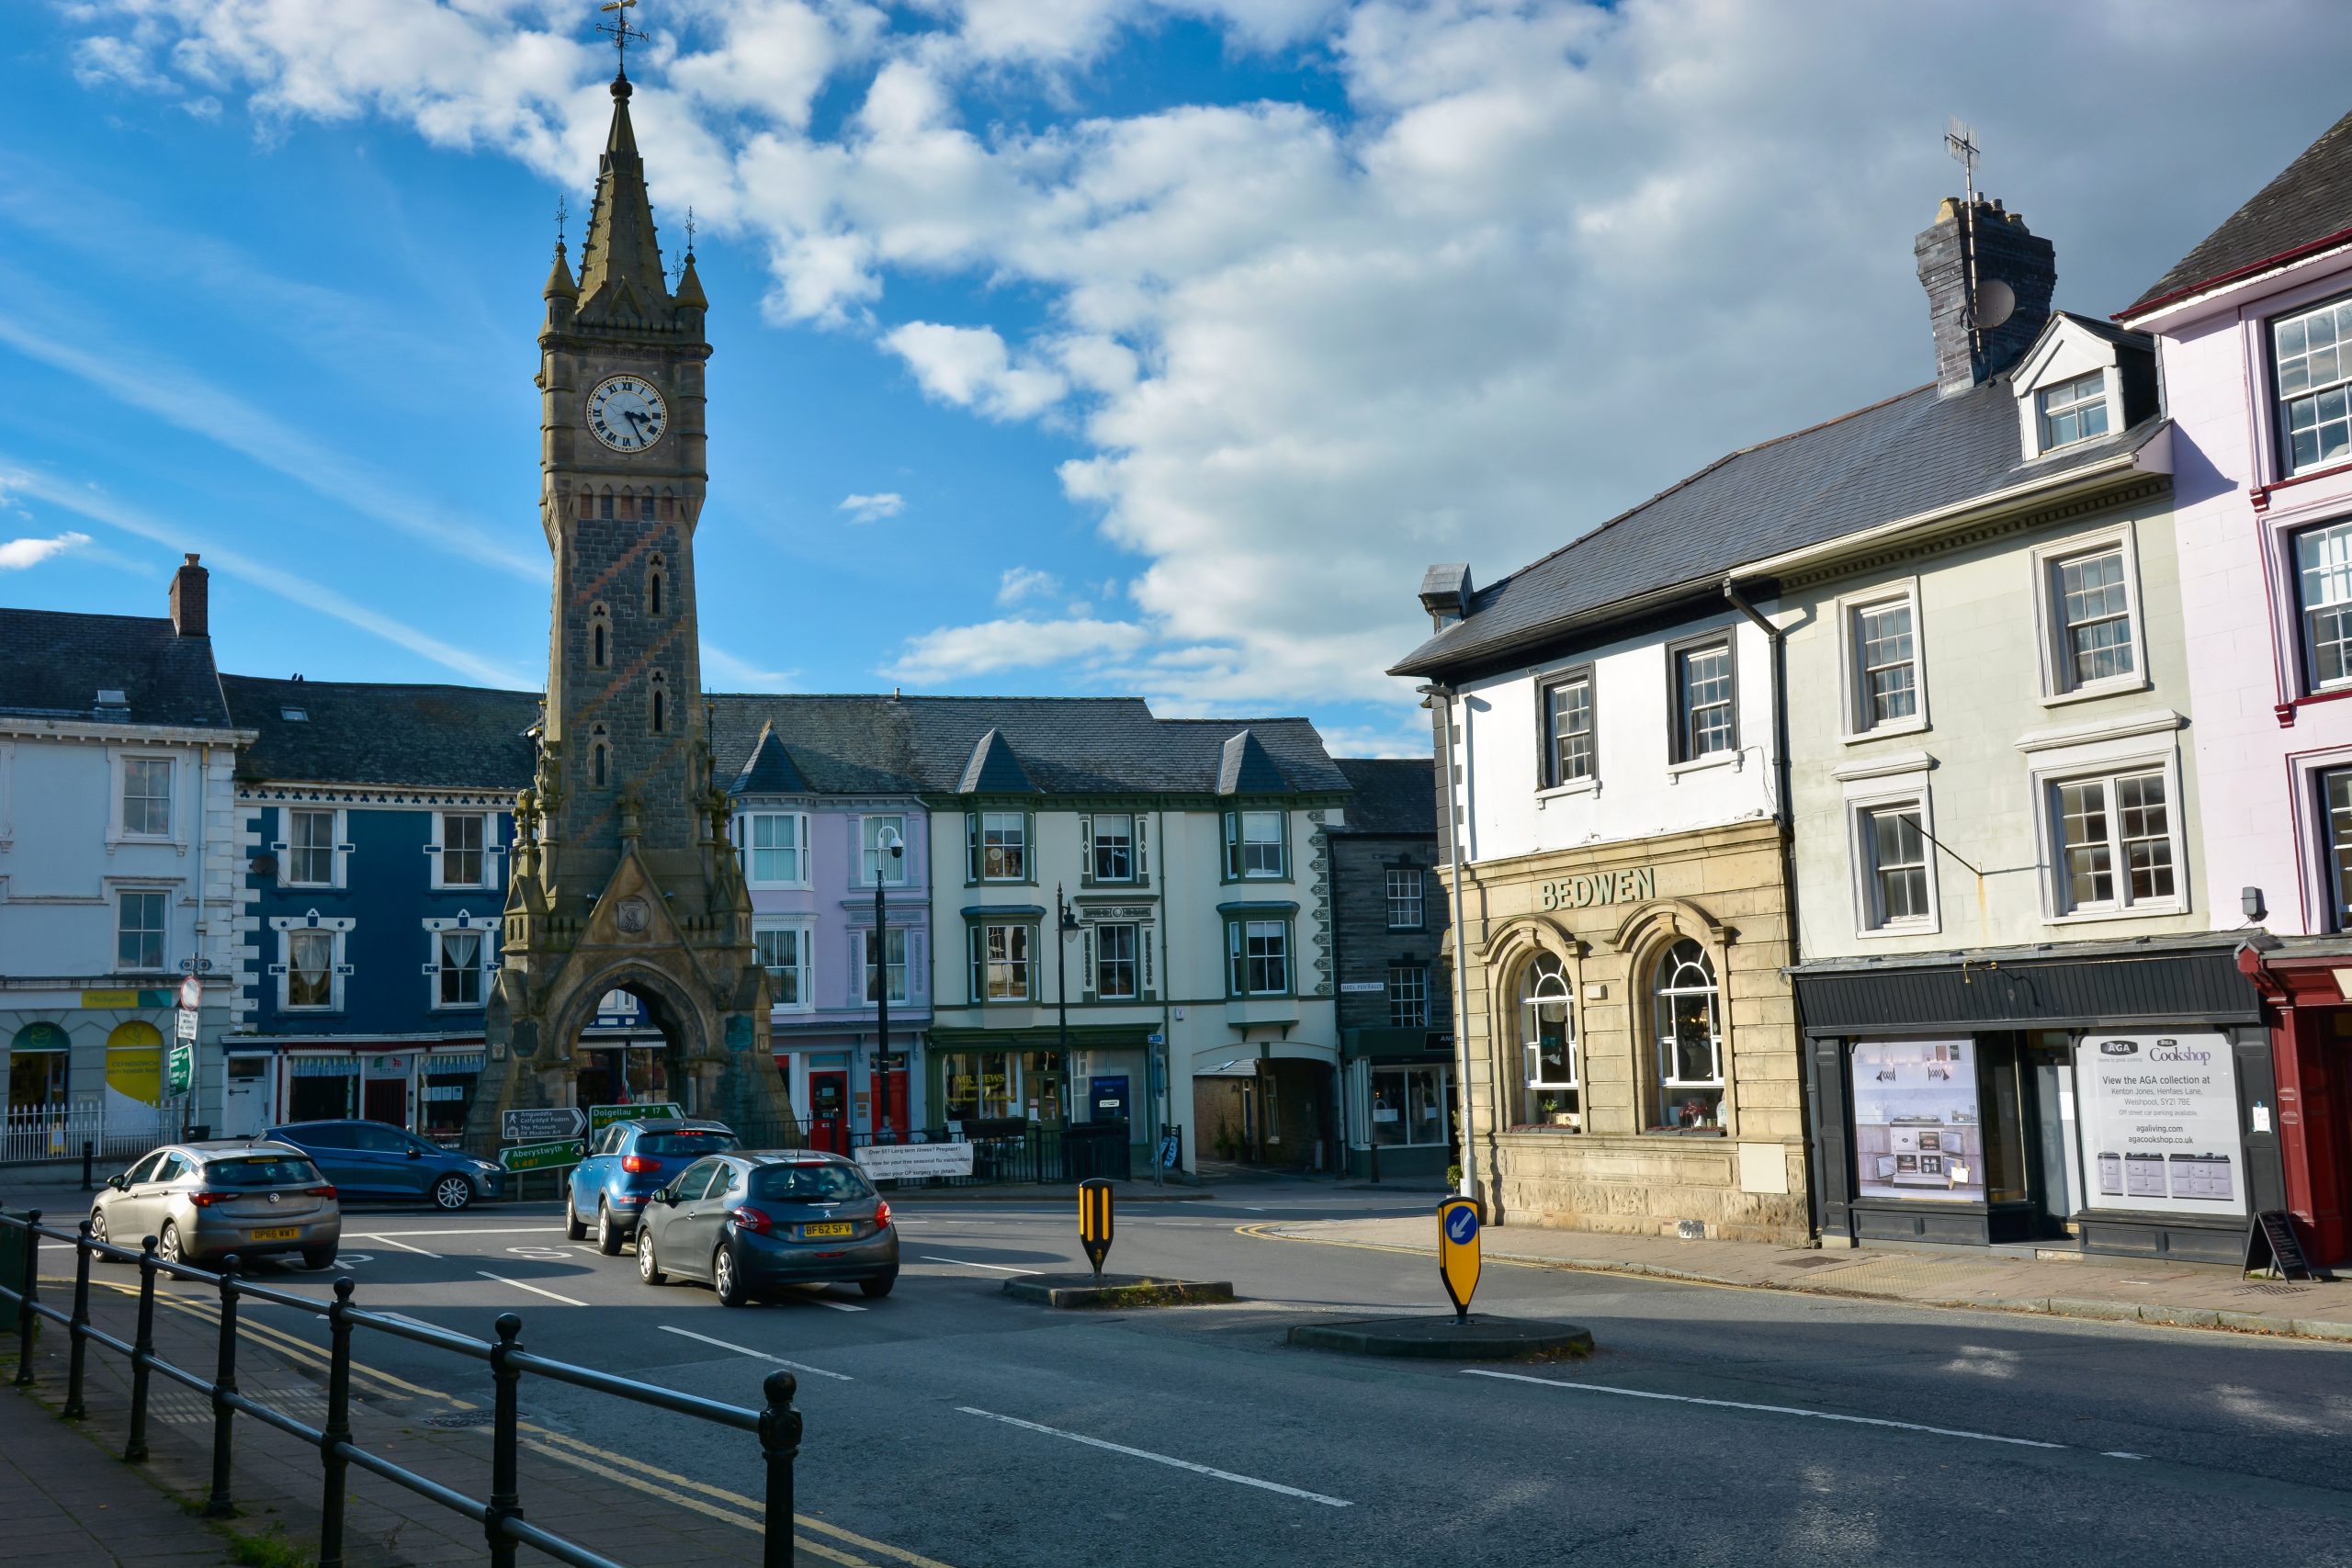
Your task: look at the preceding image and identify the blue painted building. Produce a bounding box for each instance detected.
[220,677,539,1142]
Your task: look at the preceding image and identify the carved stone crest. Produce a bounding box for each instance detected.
[616,897,651,934]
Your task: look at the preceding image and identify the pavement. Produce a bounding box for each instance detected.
[7,1179,2352,1565]
[1254,1213,2352,1342]
[3,1382,241,1567]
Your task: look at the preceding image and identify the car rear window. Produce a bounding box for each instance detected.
[749,1163,873,1202]
[637,1132,739,1157]
[204,1156,323,1189]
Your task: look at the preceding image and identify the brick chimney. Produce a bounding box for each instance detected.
[169,553,209,637]
[1915,197,2054,396]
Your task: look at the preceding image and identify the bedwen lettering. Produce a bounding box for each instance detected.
[1539,867,1657,911]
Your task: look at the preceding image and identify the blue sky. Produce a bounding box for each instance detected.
[5,2,2351,756]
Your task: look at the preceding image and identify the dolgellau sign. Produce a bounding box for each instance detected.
[2074,1032,2245,1216]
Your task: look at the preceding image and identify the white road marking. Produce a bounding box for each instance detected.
[356,1227,567,1238]
[476,1270,588,1307]
[658,1325,853,1382]
[1464,1370,2068,1450]
[790,1288,865,1314]
[958,1407,1351,1506]
[2103,1451,2147,1460]
[921,1255,1040,1275]
[357,1235,440,1258]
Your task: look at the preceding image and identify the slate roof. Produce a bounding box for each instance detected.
[0,608,233,728]
[1330,759,1435,836]
[222,676,540,789]
[957,728,1037,794]
[2126,107,2352,317]
[709,695,1349,797]
[1216,730,1288,795]
[1389,372,2165,679]
[731,722,809,794]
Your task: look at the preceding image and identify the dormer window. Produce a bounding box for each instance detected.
[2274,296,2352,474]
[2037,372,2109,449]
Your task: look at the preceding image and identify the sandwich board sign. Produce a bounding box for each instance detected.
[1438,1196,1482,1323]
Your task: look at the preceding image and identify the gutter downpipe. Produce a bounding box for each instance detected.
[1719,580,1818,1240]
[1419,682,1478,1204]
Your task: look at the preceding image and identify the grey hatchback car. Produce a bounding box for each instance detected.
[634,1151,898,1307]
[92,1141,341,1269]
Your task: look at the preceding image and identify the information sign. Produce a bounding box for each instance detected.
[166,1041,193,1097]
[1437,1196,1482,1323]
[499,1139,584,1173]
[2075,1032,2245,1216]
[175,1008,199,1042]
[502,1107,587,1143]
[2247,1211,2315,1281]
[1078,1178,1115,1280]
[855,1143,976,1181]
[588,1101,683,1134]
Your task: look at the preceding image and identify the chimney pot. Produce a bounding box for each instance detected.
[170,552,209,638]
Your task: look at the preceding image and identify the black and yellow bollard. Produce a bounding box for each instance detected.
[1078,1179,1114,1282]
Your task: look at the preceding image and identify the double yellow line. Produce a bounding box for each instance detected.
[51,1276,956,1568]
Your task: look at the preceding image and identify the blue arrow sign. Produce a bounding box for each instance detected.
[1445,1204,1479,1246]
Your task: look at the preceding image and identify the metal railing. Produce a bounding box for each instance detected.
[2,1105,163,1164]
[0,1206,804,1568]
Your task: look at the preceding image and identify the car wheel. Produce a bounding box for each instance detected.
[157,1222,186,1269]
[596,1203,625,1257]
[859,1272,897,1300]
[564,1196,588,1241]
[638,1228,668,1286]
[713,1247,749,1308]
[432,1174,474,1213]
[302,1246,338,1271]
[89,1208,111,1257]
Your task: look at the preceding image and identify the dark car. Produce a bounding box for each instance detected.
[635,1151,899,1307]
[566,1119,740,1253]
[264,1121,506,1211]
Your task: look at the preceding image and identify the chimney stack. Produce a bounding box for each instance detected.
[170,553,209,637]
[1916,197,2054,395]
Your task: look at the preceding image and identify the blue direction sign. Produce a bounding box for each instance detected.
[1437,1195,1482,1323]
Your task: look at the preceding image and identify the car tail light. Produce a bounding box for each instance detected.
[874,1200,892,1229]
[729,1206,774,1235]
[306,1186,336,1199]
[188,1191,226,1207]
[622,1155,652,1173]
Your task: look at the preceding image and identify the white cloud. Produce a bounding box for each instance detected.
[885,615,1149,683]
[0,531,91,570]
[995,566,1060,605]
[839,491,906,524]
[703,642,802,691]
[882,321,1068,420]
[50,0,2352,720]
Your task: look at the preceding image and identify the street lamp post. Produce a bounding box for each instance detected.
[1055,885,1081,1126]
[871,826,904,1143]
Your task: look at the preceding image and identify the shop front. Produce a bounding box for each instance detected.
[268,1043,488,1142]
[772,1027,920,1152]
[1340,1025,1455,1181]
[2234,938,2352,1267]
[1794,936,2281,1264]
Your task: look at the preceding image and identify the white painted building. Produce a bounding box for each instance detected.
[0,558,252,1162]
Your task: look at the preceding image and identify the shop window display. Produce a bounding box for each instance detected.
[1517,954,1578,1127]
[1371,1065,1449,1148]
[1849,1039,1984,1201]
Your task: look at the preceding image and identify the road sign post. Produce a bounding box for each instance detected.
[1437,1196,1482,1325]
[501,1107,587,1143]
[166,1042,193,1098]
[1078,1179,1115,1282]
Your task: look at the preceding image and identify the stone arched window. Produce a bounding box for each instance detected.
[590,724,610,789]
[588,604,611,669]
[1651,938,1724,1132]
[599,488,616,521]
[646,552,667,618]
[649,670,668,734]
[1517,953,1578,1128]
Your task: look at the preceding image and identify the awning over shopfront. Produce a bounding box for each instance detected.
[1791,934,2263,1035]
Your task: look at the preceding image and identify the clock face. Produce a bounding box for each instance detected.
[585,376,669,453]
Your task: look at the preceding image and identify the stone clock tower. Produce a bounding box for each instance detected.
[466,59,794,1145]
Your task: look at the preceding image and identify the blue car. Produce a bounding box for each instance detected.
[566,1119,740,1253]
[264,1121,506,1211]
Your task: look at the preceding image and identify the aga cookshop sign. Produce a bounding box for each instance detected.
[2074,1032,2245,1217]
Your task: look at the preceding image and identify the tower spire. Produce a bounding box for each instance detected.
[574,2,671,321]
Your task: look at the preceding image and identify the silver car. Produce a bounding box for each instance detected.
[92,1140,343,1270]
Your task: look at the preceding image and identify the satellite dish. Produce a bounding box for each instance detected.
[1975,277,2017,332]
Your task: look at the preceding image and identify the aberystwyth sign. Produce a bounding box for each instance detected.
[1538,866,1657,911]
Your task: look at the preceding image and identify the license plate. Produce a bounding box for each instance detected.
[799,1222,853,1238]
[248,1227,299,1242]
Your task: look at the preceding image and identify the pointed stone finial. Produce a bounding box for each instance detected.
[673,251,707,310]
[544,241,578,301]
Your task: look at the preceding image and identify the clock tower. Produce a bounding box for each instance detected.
[466,51,793,1144]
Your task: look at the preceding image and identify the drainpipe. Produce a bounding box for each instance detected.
[1419,682,1478,1203]
[1719,579,1817,1238]
[1155,803,1173,1185]
[187,740,209,1140]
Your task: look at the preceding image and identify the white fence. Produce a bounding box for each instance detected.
[1,1104,168,1165]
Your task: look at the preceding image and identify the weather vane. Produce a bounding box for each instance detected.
[597,0,648,78]
[684,205,695,258]
[555,195,568,250]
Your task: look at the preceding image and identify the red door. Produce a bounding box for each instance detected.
[362,1077,406,1128]
[809,1071,849,1155]
[869,1067,910,1143]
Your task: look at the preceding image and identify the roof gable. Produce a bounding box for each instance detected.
[2126,107,2352,318]
[729,722,809,795]
[957,728,1037,795]
[1216,729,1289,795]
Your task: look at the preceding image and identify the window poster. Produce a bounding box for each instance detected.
[2073,1032,2245,1216]
[1849,1039,1984,1202]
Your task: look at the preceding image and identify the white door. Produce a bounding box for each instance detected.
[221,1056,272,1138]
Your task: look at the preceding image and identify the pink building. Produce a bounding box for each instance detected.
[2120,107,2352,1263]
